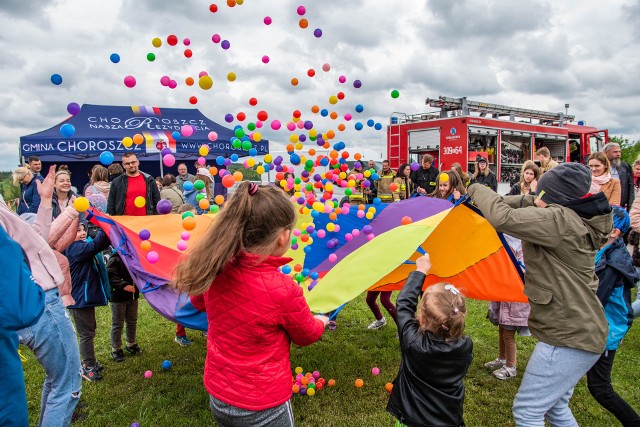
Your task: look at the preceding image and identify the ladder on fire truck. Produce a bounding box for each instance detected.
[425,96,575,126]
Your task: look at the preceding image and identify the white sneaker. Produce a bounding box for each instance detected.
[493,366,516,380]
[367,317,387,330]
[484,358,506,369]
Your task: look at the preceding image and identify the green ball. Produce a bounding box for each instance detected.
[294,178,301,185]
[306,184,313,191]
[196,193,205,201]
[345,188,352,196]
[295,273,304,283]
[209,205,220,213]
[181,212,195,220]
[391,89,400,99]
[194,179,205,190]
[291,237,298,245]
[147,53,156,62]
[247,122,256,131]
[232,139,242,149]
[241,141,252,151]
[235,128,245,138]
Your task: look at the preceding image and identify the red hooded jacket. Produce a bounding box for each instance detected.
[190,252,324,411]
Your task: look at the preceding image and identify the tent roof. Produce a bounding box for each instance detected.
[20,104,268,162]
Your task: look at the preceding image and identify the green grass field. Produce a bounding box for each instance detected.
[22,293,640,427]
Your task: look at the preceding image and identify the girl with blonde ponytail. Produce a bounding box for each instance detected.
[174,181,328,426]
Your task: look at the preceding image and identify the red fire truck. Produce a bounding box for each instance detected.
[387,96,608,187]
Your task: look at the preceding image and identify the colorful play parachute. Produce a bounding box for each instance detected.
[303,197,527,313]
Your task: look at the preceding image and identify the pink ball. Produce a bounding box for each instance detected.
[322,63,330,72]
[146,251,159,263]
[293,229,301,236]
[323,205,333,214]
[312,371,320,379]
[286,122,296,131]
[271,120,281,130]
[297,5,306,15]
[262,55,270,64]
[199,71,208,78]
[181,125,194,137]
[211,34,221,43]
[263,16,272,25]
[334,224,341,233]
[367,234,375,241]
[328,253,337,262]
[144,370,153,379]
[168,80,177,89]
[160,75,170,86]
[344,113,352,121]
[255,121,263,128]
[181,232,191,241]
[183,38,191,46]
[372,367,380,376]
[208,131,218,141]
[345,233,353,241]
[338,75,346,84]
[352,229,360,237]
[357,210,365,218]
[341,206,349,215]
[177,241,188,251]
[124,75,136,88]
[316,229,326,239]
[163,154,176,167]
[197,157,206,165]
[297,120,305,129]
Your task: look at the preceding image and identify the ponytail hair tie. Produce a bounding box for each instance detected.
[248,182,259,196]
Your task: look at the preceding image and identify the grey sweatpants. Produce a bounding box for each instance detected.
[209,395,294,427]
[110,299,139,350]
[68,307,97,366]
[513,342,600,426]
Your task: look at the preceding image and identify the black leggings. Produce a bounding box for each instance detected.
[587,350,640,426]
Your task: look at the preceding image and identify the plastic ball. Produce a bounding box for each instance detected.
[50,74,63,85]
[124,75,136,88]
[306,388,316,396]
[401,216,413,225]
[353,79,362,88]
[163,154,176,167]
[355,379,364,388]
[411,162,420,171]
[183,181,194,191]
[227,72,236,82]
[222,175,235,188]
[110,53,121,63]
[162,360,173,370]
[60,123,76,138]
[209,3,218,12]
[146,251,159,263]
[297,5,306,15]
[181,211,195,220]
[221,40,230,50]
[67,102,81,115]
[264,16,272,25]
[138,229,151,241]
[208,131,218,142]
[328,379,336,387]
[199,75,213,90]
[97,151,114,166]
[440,173,450,183]
[144,370,153,379]
[152,37,162,47]
[391,89,400,98]
[181,125,194,137]
[328,254,338,263]
[134,196,146,208]
[73,197,90,213]
[314,28,322,38]
[355,104,364,113]
[261,55,270,64]
[182,217,197,231]
[372,367,380,376]
[156,199,173,215]
[385,382,393,393]
[147,53,156,62]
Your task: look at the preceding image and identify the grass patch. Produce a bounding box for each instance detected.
[22,293,640,426]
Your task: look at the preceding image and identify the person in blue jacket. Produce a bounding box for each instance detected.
[0,225,45,427]
[65,222,111,382]
[587,205,640,425]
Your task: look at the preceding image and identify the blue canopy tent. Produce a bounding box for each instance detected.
[19,104,269,189]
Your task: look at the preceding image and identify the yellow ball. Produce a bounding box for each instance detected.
[122,137,133,148]
[312,202,324,212]
[199,75,213,90]
[134,196,146,208]
[289,134,299,143]
[326,223,336,232]
[440,173,450,183]
[73,197,90,213]
[246,158,256,167]
[227,72,236,82]
[295,142,303,151]
[152,37,162,48]
[307,388,316,396]
[325,183,333,192]
[252,132,262,142]
[199,145,210,156]
[295,367,303,374]
[256,166,265,175]
[309,129,317,138]
[329,95,338,105]
[364,170,371,177]
[264,154,273,163]
[366,212,374,220]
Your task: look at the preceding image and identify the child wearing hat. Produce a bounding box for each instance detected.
[468,162,611,425]
[587,205,640,425]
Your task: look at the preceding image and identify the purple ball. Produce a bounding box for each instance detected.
[161,147,172,157]
[139,229,151,240]
[275,165,283,172]
[274,156,283,166]
[304,121,314,130]
[411,161,420,171]
[221,40,230,50]
[297,197,306,205]
[363,225,373,235]
[291,244,299,250]
[354,161,361,169]
[224,114,234,123]
[301,170,309,178]
[131,423,141,427]
[67,102,81,115]
[306,225,315,233]
[327,240,336,249]
[224,158,232,166]
[299,134,307,142]
[156,199,173,215]
[313,174,322,182]
[362,180,371,188]
[353,80,362,88]
[313,28,322,38]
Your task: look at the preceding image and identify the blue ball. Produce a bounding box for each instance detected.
[230,154,239,162]
[183,181,194,191]
[320,157,329,166]
[320,109,329,117]
[355,122,363,131]
[304,246,312,254]
[310,210,320,218]
[172,131,181,141]
[367,119,375,127]
[371,173,380,181]
[374,123,382,131]
[100,151,114,166]
[110,53,121,63]
[290,154,301,165]
[162,360,172,370]
[310,272,319,280]
[373,197,382,205]
[216,156,225,166]
[50,74,63,85]
[59,123,75,138]
[301,268,310,277]
[282,265,292,274]
[355,104,364,113]
[249,148,258,156]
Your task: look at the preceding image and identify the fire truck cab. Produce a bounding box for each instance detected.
[387,96,608,190]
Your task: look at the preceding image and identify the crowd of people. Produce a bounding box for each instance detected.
[2,141,640,426]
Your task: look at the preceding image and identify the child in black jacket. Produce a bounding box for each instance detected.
[387,253,473,427]
[107,251,142,362]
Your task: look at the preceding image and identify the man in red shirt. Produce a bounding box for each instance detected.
[107,153,160,216]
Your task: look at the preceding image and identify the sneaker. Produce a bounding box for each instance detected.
[174,335,192,347]
[493,366,517,380]
[125,344,143,355]
[367,317,387,330]
[328,320,337,331]
[111,349,126,362]
[82,360,104,372]
[483,358,506,370]
[81,365,103,382]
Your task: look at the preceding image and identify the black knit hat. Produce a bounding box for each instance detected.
[536,162,592,206]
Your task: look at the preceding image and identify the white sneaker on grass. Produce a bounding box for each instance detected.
[493,365,516,380]
[483,358,506,369]
[367,317,387,330]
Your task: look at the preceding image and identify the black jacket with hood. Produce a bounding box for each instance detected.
[107,172,160,216]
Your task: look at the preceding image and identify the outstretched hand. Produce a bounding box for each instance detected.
[415,253,431,275]
[36,165,56,200]
[314,314,330,326]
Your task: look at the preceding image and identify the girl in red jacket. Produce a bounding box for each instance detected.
[174,181,328,426]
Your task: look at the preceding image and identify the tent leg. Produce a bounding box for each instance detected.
[159,152,164,177]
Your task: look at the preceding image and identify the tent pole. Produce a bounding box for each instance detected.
[159,152,164,176]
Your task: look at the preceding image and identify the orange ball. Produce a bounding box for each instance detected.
[209,166,218,176]
[326,130,336,139]
[354,153,362,160]
[401,216,413,225]
[292,384,300,393]
[323,142,330,149]
[329,150,339,159]
[140,240,152,252]
[294,264,303,272]
[299,18,308,28]
[291,78,299,86]
[233,171,243,182]
[389,183,398,191]
[329,212,337,221]
[385,382,393,393]
[132,134,144,145]
[182,216,197,230]
[328,379,336,387]
[338,124,345,131]
[355,379,364,388]
[358,204,366,211]
[301,377,309,385]
[300,234,309,242]
[185,77,194,86]
[199,199,210,210]
[286,143,295,152]
[214,195,225,205]
[329,111,338,120]
[308,148,316,156]
[311,105,319,113]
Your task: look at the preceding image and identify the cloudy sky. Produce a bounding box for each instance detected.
[1,0,639,172]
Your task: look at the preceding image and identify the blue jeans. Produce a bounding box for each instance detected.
[513,342,600,427]
[18,289,82,427]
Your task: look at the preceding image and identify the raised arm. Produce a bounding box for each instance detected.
[397,254,431,349]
